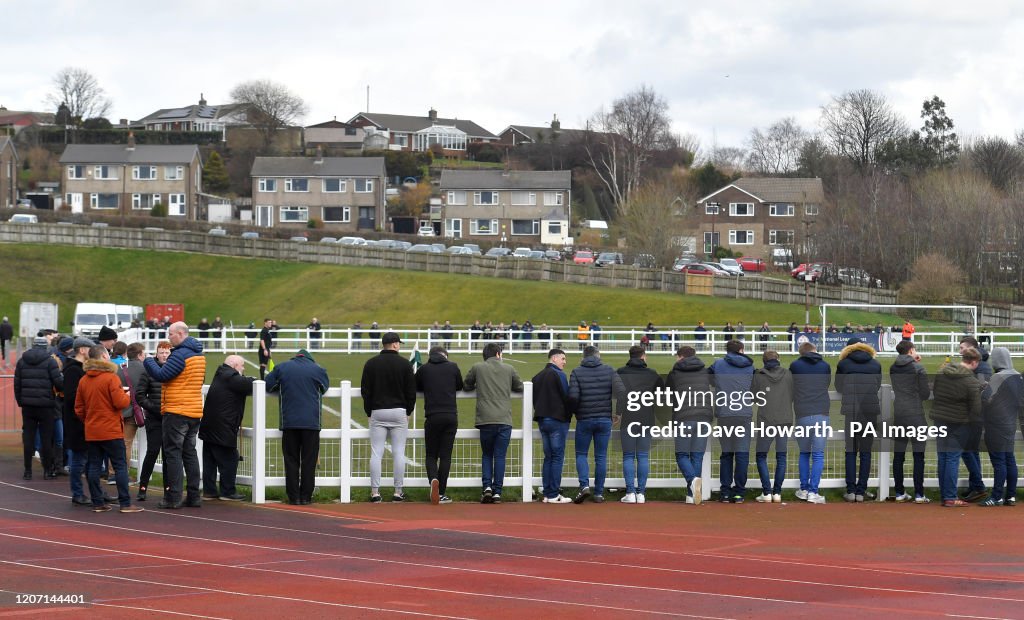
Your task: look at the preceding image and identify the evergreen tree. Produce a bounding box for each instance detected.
[203,151,230,193]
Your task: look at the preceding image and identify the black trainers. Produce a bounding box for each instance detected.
[157,499,182,509]
[492,494,502,504]
[962,489,988,503]
[219,493,245,501]
[1006,497,1016,507]
[392,493,405,503]
[370,495,383,503]
[573,487,592,504]
[136,488,147,502]
[71,496,90,506]
[438,495,452,504]
[591,495,605,504]
[482,487,494,504]
[22,470,31,480]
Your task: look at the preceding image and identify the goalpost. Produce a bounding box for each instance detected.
[819,304,978,356]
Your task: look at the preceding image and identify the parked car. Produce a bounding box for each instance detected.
[717,258,745,276]
[595,252,624,267]
[289,236,308,243]
[463,243,481,254]
[339,236,368,246]
[8,213,38,223]
[208,227,227,236]
[671,257,690,272]
[528,250,546,260]
[241,231,260,239]
[544,250,564,261]
[15,198,34,208]
[513,247,533,258]
[392,241,412,251]
[485,247,513,258]
[431,243,446,252]
[408,243,441,253]
[737,257,766,272]
[417,225,436,237]
[678,263,726,276]
[319,237,338,244]
[837,267,883,288]
[704,261,742,276]
[573,250,595,265]
[633,253,657,268]
[791,262,832,282]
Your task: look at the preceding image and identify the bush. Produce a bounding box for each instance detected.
[900,253,966,307]
[150,202,167,217]
[306,218,320,229]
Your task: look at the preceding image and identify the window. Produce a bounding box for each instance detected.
[322,206,351,223]
[168,194,186,216]
[285,178,308,192]
[547,221,562,235]
[67,165,85,179]
[729,229,754,245]
[512,220,540,235]
[280,206,308,222]
[258,178,277,192]
[470,218,498,235]
[769,230,795,245]
[94,165,118,180]
[474,191,498,205]
[729,202,753,216]
[393,133,408,147]
[323,178,346,193]
[769,203,794,216]
[510,191,535,205]
[164,166,183,180]
[705,202,720,215]
[90,193,119,209]
[447,191,467,205]
[132,166,156,180]
[131,194,161,210]
[345,127,358,136]
[355,179,373,193]
[446,218,462,238]
[544,192,564,206]
[805,204,820,216]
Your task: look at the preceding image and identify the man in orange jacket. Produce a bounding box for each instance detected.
[75,345,142,513]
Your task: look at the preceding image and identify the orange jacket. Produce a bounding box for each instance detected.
[143,336,206,418]
[577,325,589,341]
[902,322,915,339]
[75,359,130,442]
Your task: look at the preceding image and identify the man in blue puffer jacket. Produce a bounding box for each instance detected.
[709,340,754,503]
[789,342,832,503]
[568,346,626,504]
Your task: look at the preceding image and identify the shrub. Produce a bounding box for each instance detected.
[150,202,167,217]
[900,253,966,308]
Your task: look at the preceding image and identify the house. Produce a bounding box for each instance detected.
[134,94,250,140]
[304,119,366,152]
[496,115,590,146]
[694,177,825,259]
[249,155,386,231]
[0,137,18,208]
[439,169,571,245]
[347,109,497,155]
[59,139,203,218]
[0,108,54,135]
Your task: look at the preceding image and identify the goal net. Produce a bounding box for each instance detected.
[817,304,978,356]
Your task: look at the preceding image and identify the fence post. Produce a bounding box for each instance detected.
[252,380,266,504]
[340,380,353,503]
[877,384,893,502]
[521,380,534,502]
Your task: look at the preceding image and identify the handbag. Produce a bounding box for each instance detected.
[122,366,147,426]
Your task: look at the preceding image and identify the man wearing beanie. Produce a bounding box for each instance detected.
[14,336,64,480]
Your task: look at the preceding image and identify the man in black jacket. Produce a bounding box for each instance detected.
[532,348,572,503]
[200,355,254,501]
[61,337,95,505]
[14,336,64,480]
[415,346,463,504]
[616,345,664,504]
[836,338,882,502]
[360,332,416,503]
[0,316,12,365]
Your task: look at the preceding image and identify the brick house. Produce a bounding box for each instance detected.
[0,137,17,208]
[347,109,496,155]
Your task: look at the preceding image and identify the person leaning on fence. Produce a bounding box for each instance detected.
[616,345,664,504]
[267,348,330,505]
[752,350,793,503]
[789,341,831,504]
[709,339,755,503]
[667,346,712,504]
[415,345,463,505]
[14,335,63,481]
[889,340,931,503]
[532,348,573,504]
[958,335,991,503]
[61,337,96,506]
[979,347,1020,506]
[569,345,627,505]
[200,354,255,501]
[931,347,983,507]
[521,319,534,350]
[464,342,524,504]
[307,317,322,350]
[836,337,882,503]
[135,341,170,502]
[901,319,915,342]
[577,321,589,351]
[360,332,416,503]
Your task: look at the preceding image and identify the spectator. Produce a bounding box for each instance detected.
[199,355,254,501]
[143,322,206,509]
[509,320,520,348]
[470,320,483,345]
[836,337,882,502]
[616,345,663,504]
[889,340,931,503]
[258,318,274,380]
[135,341,170,502]
[590,320,602,342]
[416,345,463,505]
[197,318,211,341]
[569,345,626,504]
[789,341,831,504]
[902,319,915,342]
[521,319,534,350]
[307,317,322,350]
[369,321,381,344]
[61,337,95,506]
[709,339,755,503]
[464,342,524,504]
[360,332,416,503]
[212,316,224,337]
[841,322,855,334]
[980,347,1019,506]
[97,326,118,355]
[532,348,572,504]
[442,320,454,349]
[758,322,771,345]
[958,335,991,502]
[122,343,149,477]
[667,346,712,504]
[931,348,983,507]
[0,316,12,365]
[736,321,745,341]
[351,321,363,350]
[752,350,792,503]
[267,349,330,505]
[694,321,707,347]
[536,323,551,350]
[576,321,589,350]
[827,323,840,334]
[14,335,63,480]
[245,321,257,348]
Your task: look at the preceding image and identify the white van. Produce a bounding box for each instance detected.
[115,305,144,329]
[73,302,118,338]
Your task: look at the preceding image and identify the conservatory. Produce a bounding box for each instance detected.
[413,124,467,152]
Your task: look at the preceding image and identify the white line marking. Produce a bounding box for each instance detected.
[90,601,230,619]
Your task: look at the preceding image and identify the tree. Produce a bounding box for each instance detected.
[900,253,966,306]
[746,117,806,175]
[617,179,691,268]
[584,84,672,209]
[386,183,432,217]
[45,67,112,127]
[921,95,959,166]
[820,89,906,168]
[689,162,733,199]
[965,136,1024,193]
[229,79,307,154]
[203,151,230,193]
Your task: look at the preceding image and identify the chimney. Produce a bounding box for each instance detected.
[551,114,561,132]
[119,118,128,128]
[199,92,207,106]
[428,108,437,122]
[126,131,136,151]
[314,145,323,164]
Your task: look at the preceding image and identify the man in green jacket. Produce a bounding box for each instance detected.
[464,343,524,503]
[931,347,983,507]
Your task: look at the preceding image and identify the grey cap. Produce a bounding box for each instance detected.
[33,336,48,347]
[73,336,96,349]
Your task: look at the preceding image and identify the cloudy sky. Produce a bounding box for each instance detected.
[5,1,1023,153]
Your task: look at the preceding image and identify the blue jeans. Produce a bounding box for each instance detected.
[69,449,88,499]
[538,418,570,499]
[575,417,612,495]
[87,439,130,507]
[623,451,650,494]
[755,435,786,495]
[845,451,871,495]
[938,423,969,501]
[674,420,707,497]
[479,424,511,495]
[988,451,1018,502]
[718,418,751,496]
[796,414,828,493]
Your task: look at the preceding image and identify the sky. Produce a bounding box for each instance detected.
[5,1,1023,155]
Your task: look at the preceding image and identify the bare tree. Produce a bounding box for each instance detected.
[617,177,692,268]
[820,89,907,168]
[746,117,806,175]
[230,79,308,154]
[584,84,672,209]
[964,136,1024,193]
[45,67,112,125]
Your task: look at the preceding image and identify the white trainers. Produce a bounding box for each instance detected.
[620,493,637,504]
[807,493,827,504]
[756,493,772,503]
[691,478,702,505]
[893,493,912,503]
[685,495,695,504]
[914,495,931,504]
[772,493,782,503]
[795,489,809,501]
[636,493,646,504]
[543,495,572,504]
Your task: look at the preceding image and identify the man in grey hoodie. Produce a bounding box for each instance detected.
[889,340,931,503]
[980,347,1020,506]
[751,350,793,503]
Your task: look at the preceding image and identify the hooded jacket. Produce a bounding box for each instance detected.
[752,360,794,427]
[61,357,88,452]
[74,359,130,442]
[464,356,524,426]
[973,346,993,382]
[889,354,930,423]
[136,364,163,420]
[568,355,626,420]
[708,351,755,419]
[616,358,664,428]
[930,363,983,426]
[361,349,416,416]
[982,347,1022,452]
[14,344,64,408]
[144,336,206,418]
[532,362,571,423]
[789,351,831,418]
[666,355,714,423]
[266,351,330,431]
[200,364,255,446]
[415,351,464,416]
[835,342,882,420]
[0,319,12,342]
